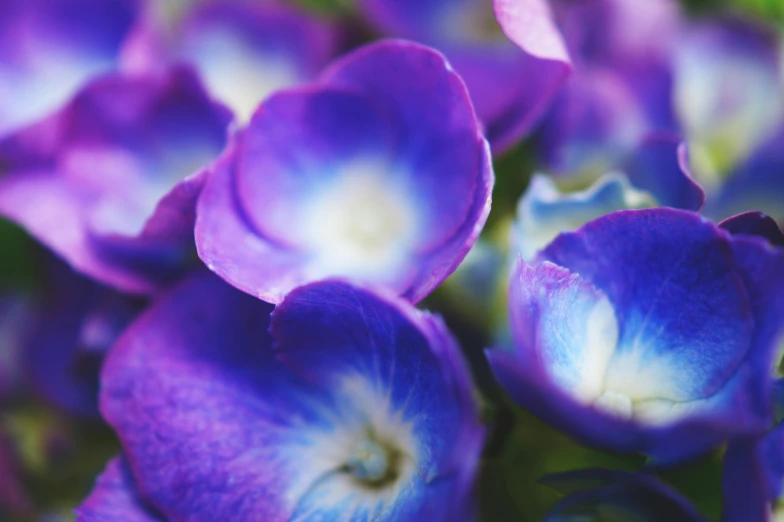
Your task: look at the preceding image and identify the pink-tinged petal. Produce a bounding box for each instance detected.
[494,0,570,63]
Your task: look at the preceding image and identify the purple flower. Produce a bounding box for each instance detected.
[675,18,784,184]
[124,0,342,123]
[488,208,784,462]
[0,0,141,137]
[357,0,571,152]
[195,40,493,304]
[0,68,231,293]
[77,271,484,521]
[723,421,784,522]
[704,125,784,227]
[23,253,146,417]
[535,0,681,177]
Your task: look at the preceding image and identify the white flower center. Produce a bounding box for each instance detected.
[593,390,633,420]
[303,161,418,280]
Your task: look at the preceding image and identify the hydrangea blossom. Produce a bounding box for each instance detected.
[513,136,704,261]
[488,208,784,462]
[77,272,484,521]
[533,0,681,177]
[357,0,571,152]
[23,254,145,417]
[675,18,784,184]
[0,0,141,137]
[124,0,342,123]
[704,126,784,226]
[0,69,231,293]
[196,40,493,303]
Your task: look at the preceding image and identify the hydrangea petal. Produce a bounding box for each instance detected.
[675,18,784,182]
[512,172,655,261]
[100,271,483,521]
[196,40,493,304]
[706,126,784,225]
[0,0,140,136]
[24,253,144,417]
[125,0,341,123]
[492,209,784,461]
[0,69,231,293]
[358,0,570,151]
[538,68,647,177]
[623,135,705,211]
[541,210,753,403]
[76,456,164,522]
[720,212,784,247]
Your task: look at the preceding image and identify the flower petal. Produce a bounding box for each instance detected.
[76,456,164,522]
[101,271,483,521]
[541,209,753,403]
[0,69,230,293]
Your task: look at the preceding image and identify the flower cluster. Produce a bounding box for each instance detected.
[0,0,782,521]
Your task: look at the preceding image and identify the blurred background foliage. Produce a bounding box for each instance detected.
[0,0,781,520]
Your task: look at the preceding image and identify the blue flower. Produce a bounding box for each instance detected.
[513,136,704,261]
[488,208,784,462]
[77,272,484,521]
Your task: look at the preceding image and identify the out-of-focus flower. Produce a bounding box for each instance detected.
[539,469,705,522]
[23,253,145,417]
[704,125,784,226]
[196,40,493,304]
[0,294,32,401]
[675,18,784,186]
[357,0,571,152]
[488,208,784,462]
[0,0,141,137]
[535,0,681,177]
[512,136,703,261]
[0,436,32,519]
[0,69,231,293]
[77,272,484,521]
[124,0,342,123]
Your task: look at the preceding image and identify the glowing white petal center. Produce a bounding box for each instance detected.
[304,162,418,280]
[593,390,633,420]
